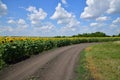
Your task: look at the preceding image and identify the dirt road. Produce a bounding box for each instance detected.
[0,43,95,80]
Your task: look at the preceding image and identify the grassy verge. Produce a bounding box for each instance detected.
[76,50,93,80]
[76,42,120,80]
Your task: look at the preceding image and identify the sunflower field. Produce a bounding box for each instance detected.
[0,36,120,70]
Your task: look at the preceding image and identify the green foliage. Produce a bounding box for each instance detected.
[55,39,71,47]
[44,40,55,50]
[28,40,44,55]
[0,44,6,70]
[2,41,30,64]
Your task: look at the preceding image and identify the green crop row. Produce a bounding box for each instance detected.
[0,37,120,70]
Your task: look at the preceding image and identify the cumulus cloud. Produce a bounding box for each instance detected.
[80,0,109,19]
[110,18,120,34]
[0,26,13,33]
[90,23,98,27]
[8,19,15,24]
[51,3,71,20]
[41,23,55,31]
[107,0,120,14]
[112,17,120,24]
[34,22,55,33]
[62,0,67,4]
[110,24,118,28]
[51,3,80,32]
[18,19,26,24]
[29,22,57,36]
[96,16,109,21]
[8,19,28,29]
[0,0,7,17]
[80,0,120,19]
[26,6,56,35]
[17,19,28,28]
[26,6,47,24]
[90,22,105,27]
[0,19,29,35]
[110,17,120,28]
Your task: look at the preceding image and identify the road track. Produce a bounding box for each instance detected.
[0,43,96,80]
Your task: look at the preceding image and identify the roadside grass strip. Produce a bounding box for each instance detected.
[76,42,120,80]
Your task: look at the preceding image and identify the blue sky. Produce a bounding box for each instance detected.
[0,0,120,36]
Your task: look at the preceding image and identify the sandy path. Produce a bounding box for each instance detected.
[0,43,95,80]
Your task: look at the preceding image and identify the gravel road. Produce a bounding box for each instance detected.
[0,43,95,80]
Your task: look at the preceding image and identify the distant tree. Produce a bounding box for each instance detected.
[112,35,116,37]
[71,32,108,37]
[54,36,62,38]
[118,33,120,37]
[54,36,67,38]
[92,32,107,37]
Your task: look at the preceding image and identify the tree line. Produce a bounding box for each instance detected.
[54,32,120,38]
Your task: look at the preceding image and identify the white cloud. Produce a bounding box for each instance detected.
[0,0,7,17]
[51,3,80,32]
[8,19,28,29]
[41,23,55,30]
[90,22,105,27]
[34,22,55,32]
[29,22,57,36]
[90,23,98,27]
[96,16,109,21]
[0,25,29,36]
[51,3,72,20]
[17,19,28,28]
[110,17,120,29]
[112,17,120,24]
[8,19,15,24]
[27,6,47,24]
[80,0,109,19]
[18,19,26,25]
[26,6,56,35]
[0,26,13,33]
[0,19,29,36]
[80,0,120,19]
[110,24,118,28]
[26,6,36,12]
[107,0,120,14]
[0,25,32,36]
[62,0,67,4]
[110,22,120,35]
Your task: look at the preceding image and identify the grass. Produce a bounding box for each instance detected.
[76,50,93,80]
[76,42,120,80]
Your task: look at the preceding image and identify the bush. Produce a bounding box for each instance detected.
[44,40,55,50]
[28,40,44,55]
[2,41,30,64]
